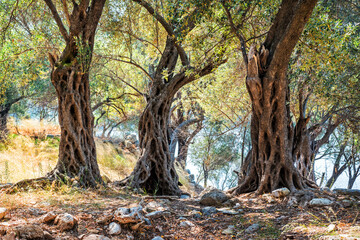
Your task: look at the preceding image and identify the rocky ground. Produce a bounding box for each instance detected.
[0,186,360,240]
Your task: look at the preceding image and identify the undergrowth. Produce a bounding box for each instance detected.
[0,134,137,183]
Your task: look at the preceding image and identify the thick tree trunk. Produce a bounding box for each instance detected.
[48,66,102,187]
[231,0,318,195]
[125,89,181,195]
[44,0,106,187]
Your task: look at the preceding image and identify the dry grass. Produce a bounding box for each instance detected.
[8,118,60,138]
[0,119,137,184]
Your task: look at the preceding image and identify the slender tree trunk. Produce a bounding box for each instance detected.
[325,144,347,188]
[0,107,10,140]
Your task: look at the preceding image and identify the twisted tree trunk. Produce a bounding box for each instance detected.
[126,88,181,195]
[44,0,106,187]
[231,0,318,195]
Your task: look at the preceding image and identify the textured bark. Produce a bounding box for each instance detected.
[231,0,318,195]
[0,106,10,140]
[122,35,221,195]
[125,91,181,195]
[45,0,106,187]
[123,0,225,195]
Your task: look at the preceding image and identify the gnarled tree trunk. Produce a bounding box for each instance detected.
[44,0,106,187]
[125,88,180,195]
[231,0,318,195]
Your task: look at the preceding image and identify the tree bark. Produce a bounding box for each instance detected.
[44,0,106,187]
[231,0,318,195]
[125,90,181,195]
[0,106,10,140]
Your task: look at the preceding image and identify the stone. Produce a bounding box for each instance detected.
[201,206,217,216]
[82,234,111,240]
[309,198,333,207]
[115,207,130,215]
[54,213,77,231]
[40,211,57,223]
[145,211,171,219]
[13,225,44,239]
[180,194,190,199]
[179,220,195,228]
[145,201,164,212]
[327,223,337,232]
[114,207,140,224]
[96,214,113,224]
[199,188,229,206]
[152,237,164,240]
[245,223,260,233]
[0,208,8,220]
[333,188,360,197]
[342,200,352,208]
[28,208,46,216]
[272,188,290,198]
[108,222,121,235]
[217,208,239,215]
[222,225,235,235]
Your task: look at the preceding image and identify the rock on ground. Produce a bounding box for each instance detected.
[39,211,57,223]
[272,188,290,198]
[82,234,111,240]
[309,198,333,207]
[201,206,217,216]
[245,223,260,233]
[222,225,235,235]
[108,222,121,235]
[54,213,77,231]
[152,237,164,240]
[200,188,229,206]
[179,220,195,228]
[0,208,8,220]
[12,224,44,239]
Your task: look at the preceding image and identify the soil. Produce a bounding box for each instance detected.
[0,186,359,240]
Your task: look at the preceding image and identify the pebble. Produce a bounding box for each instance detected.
[54,213,77,231]
[82,234,111,240]
[152,237,164,240]
[180,195,190,199]
[245,223,260,233]
[12,224,44,239]
[217,208,239,215]
[327,223,337,232]
[309,198,333,207]
[0,208,8,220]
[201,206,217,216]
[179,220,195,228]
[108,222,121,235]
[222,225,235,235]
[272,188,290,198]
[39,211,57,223]
[145,211,171,219]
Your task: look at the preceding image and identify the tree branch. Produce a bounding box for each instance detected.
[43,0,69,42]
